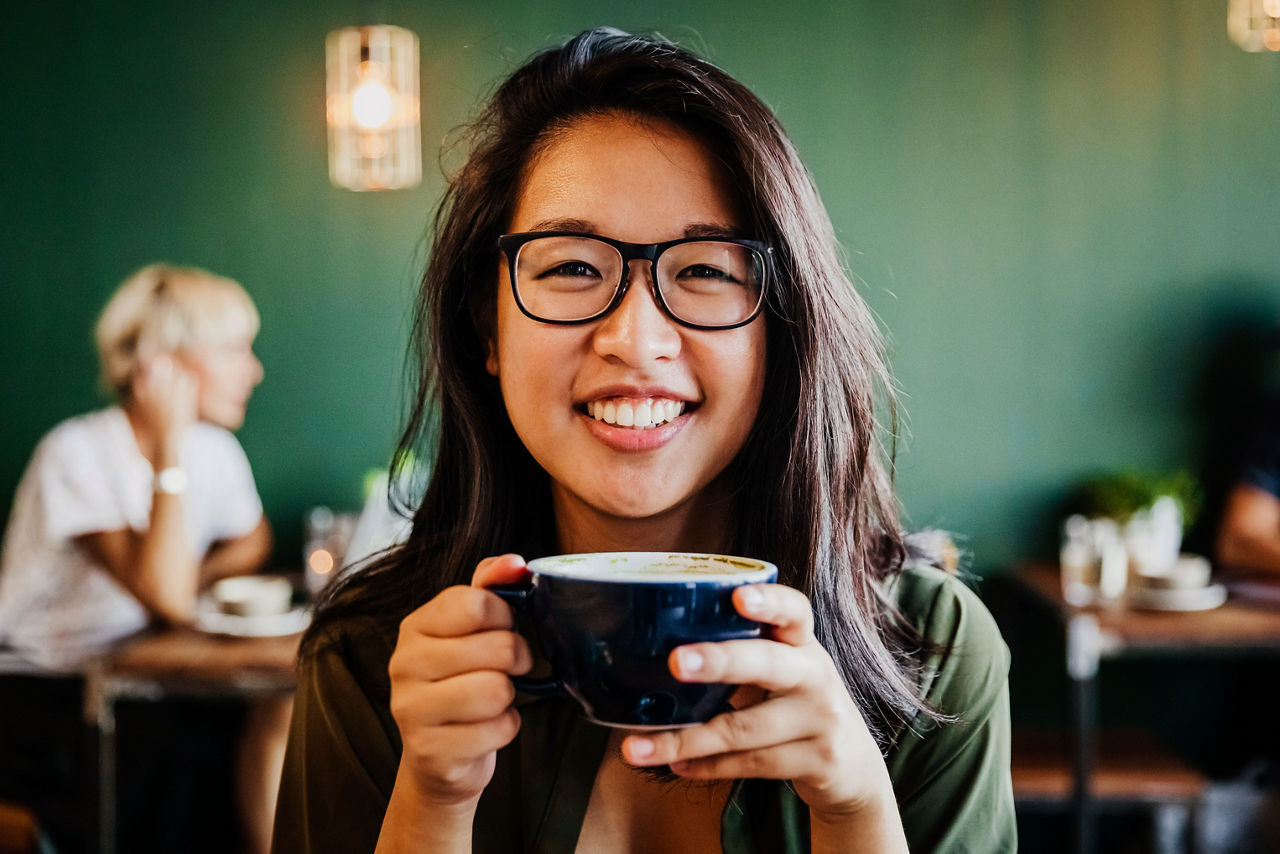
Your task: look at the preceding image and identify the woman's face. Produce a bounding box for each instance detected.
[179,332,263,430]
[488,112,767,532]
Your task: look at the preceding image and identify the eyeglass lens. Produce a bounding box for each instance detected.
[513,236,764,327]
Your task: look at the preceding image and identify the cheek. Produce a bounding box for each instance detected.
[716,327,767,416]
[496,328,567,403]
[204,364,248,401]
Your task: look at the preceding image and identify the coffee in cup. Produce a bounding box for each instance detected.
[492,552,777,728]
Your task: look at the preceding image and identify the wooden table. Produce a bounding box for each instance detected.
[83,627,301,854]
[1010,563,1280,854]
[1015,562,1280,654]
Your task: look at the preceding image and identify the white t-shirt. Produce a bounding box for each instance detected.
[0,407,263,670]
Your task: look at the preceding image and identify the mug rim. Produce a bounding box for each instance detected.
[526,551,777,584]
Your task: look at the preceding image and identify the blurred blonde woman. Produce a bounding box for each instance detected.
[0,263,287,854]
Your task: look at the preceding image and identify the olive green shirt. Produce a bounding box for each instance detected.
[273,564,1015,852]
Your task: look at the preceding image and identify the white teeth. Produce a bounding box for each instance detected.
[588,397,687,429]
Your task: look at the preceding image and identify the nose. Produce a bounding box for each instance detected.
[591,261,682,366]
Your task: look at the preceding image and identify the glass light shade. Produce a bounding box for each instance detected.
[326,25,422,190]
[1228,0,1280,52]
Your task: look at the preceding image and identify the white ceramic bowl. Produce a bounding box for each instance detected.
[1135,554,1212,590]
[211,575,295,618]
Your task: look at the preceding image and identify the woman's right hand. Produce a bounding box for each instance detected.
[386,554,534,808]
[130,354,198,460]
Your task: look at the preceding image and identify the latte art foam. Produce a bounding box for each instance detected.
[528,552,775,584]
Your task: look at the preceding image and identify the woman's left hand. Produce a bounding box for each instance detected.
[620,583,894,819]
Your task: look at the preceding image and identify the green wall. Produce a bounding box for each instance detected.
[3,0,1278,571]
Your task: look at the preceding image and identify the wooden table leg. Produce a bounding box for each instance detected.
[1067,613,1102,854]
[98,705,116,854]
[82,664,115,854]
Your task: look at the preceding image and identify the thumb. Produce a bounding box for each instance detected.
[472,553,530,589]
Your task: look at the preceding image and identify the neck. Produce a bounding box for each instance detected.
[552,479,735,555]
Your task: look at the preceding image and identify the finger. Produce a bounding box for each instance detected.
[394,670,518,726]
[733,584,815,647]
[400,708,523,767]
[129,373,150,402]
[472,553,530,589]
[144,357,177,394]
[622,695,819,766]
[394,629,532,682]
[400,585,516,638]
[174,367,200,396]
[149,355,174,377]
[171,376,199,414]
[668,638,819,693]
[666,739,820,783]
[134,359,160,391]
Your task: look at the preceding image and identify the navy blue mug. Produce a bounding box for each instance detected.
[492,552,778,729]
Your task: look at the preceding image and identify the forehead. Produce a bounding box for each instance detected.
[510,112,743,242]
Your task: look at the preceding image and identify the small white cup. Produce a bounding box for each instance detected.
[212,575,294,618]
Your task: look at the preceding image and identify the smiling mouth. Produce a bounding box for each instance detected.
[581,396,691,429]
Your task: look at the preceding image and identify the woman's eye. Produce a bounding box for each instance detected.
[540,261,600,279]
[678,264,738,283]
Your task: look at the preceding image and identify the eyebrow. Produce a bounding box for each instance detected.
[522,218,745,240]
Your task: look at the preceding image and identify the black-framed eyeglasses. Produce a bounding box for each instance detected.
[497,231,772,331]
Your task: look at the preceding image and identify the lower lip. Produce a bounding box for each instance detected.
[579,410,688,452]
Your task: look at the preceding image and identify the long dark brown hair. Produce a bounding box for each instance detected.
[306,27,942,746]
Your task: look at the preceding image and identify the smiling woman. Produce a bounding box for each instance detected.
[275,27,1015,854]
[489,113,766,526]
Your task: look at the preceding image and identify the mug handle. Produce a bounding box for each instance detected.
[489,583,563,698]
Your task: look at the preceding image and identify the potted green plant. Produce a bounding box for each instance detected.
[1069,469,1203,533]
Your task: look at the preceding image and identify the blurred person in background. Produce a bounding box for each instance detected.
[1216,404,1280,576]
[0,264,286,854]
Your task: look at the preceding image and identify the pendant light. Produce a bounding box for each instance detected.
[326,25,422,190]
[1228,0,1280,52]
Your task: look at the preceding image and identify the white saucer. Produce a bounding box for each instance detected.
[194,597,310,637]
[1127,583,1227,612]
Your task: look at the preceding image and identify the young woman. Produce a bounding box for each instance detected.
[0,264,286,854]
[275,28,1014,854]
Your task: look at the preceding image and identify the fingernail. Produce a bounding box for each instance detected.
[628,737,654,760]
[738,586,764,613]
[676,647,703,675]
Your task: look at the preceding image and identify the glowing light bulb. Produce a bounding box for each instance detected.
[352,79,393,129]
[326,25,421,189]
[308,549,335,575]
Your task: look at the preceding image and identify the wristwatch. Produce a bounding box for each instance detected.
[153,466,189,495]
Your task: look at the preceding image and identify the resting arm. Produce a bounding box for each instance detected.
[201,517,273,584]
[77,487,199,624]
[1216,484,1280,576]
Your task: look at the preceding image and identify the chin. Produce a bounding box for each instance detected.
[584,489,687,521]
[204,409,246,431]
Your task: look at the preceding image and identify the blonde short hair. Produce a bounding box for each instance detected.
[95,264,260,399]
